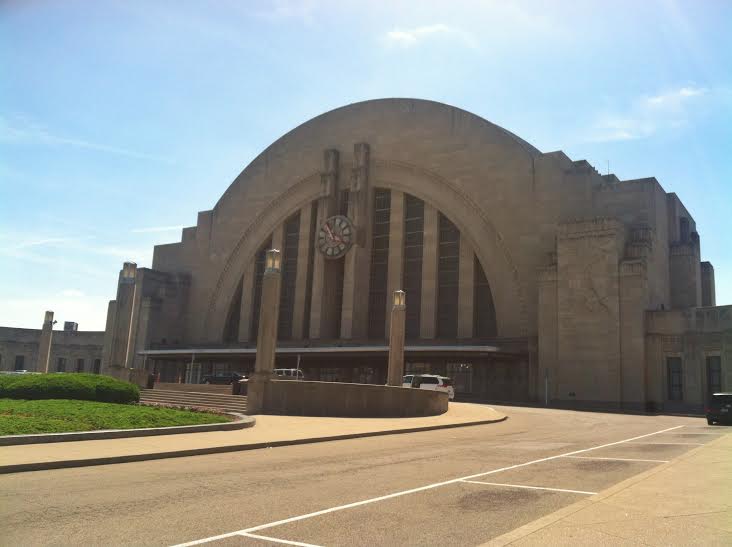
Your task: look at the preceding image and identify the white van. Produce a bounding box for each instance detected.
[402,374,455,400]
[273,368,305,380]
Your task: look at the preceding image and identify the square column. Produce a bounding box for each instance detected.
[387,291,406,386]
[457,236,474,338]
[384,191,405,335]
[420,204,439,339]
[309,149,340,339]
[248,250,283,415]
[37,311,54,373]
[341,143,372,340]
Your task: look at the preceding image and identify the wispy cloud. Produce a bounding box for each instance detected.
[0,232,151,268]
[131,225,185,233]
[383,24,477,49]
[59,289,85,298]
[0,114,172,163]
[588,85,710,142]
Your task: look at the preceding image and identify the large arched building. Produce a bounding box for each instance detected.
[101,99,730,412]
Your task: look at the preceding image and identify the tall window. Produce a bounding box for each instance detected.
[339,189,350,216]
[706,356,722,399]
[76,358,84,373]
[666,357,683,401]
[474,256,497,339]
[57,357,67,373]
[302,202,318,339]
[679,217,690,242]
[437,213,460,338]
[278,212,301,340]
[14,355,25,371]
[250,238,272,341]
[368,189,391,339]
[403,194,424,339]
[223,278,243,343]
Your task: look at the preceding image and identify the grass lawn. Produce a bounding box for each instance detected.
[0,399,230,435]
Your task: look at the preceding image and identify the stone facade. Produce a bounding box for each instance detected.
[0,320,104,374]
[100,99,728,412]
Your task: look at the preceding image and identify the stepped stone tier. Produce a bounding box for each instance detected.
[100,98,730,413]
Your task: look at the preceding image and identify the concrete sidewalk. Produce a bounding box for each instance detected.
[0,402,505,473]
[485,429,732,546]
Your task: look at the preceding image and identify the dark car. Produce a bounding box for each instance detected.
[201,372,246,385]
[705,393,732,425]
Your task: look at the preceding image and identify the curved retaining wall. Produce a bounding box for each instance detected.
[262,380,448,417]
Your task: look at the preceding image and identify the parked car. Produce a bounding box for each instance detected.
[705,392,732,425]
[273,368,305,380]
[201,372,247,385]
[403,374,455,400]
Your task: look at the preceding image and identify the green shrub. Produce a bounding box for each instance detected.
[0,373,139,404]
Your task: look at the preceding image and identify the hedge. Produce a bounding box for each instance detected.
[0,373,140,404]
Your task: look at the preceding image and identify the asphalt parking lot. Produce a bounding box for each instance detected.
[182,422,717,547]
[0,406,726,546]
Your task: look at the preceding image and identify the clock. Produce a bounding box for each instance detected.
[317,215,354,259]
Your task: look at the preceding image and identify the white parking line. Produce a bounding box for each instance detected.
[625,441,703,446]
[460,480,597,495]
[673,432,723,435]
[171,424,684,546]
[563,455,669,463]
[240,532,323,546]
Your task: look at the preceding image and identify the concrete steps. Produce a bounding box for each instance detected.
[140,389,247,413]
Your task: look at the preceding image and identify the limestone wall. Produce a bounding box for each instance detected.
[261,380,448,417]
[0,327,103,373]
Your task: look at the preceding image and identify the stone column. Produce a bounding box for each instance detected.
[385,191,405,334]
[309,150,340,339]
[387,291,406,386]
[457,236,474,339]
[248,249,283,414]
[420,204,439,339]
[37,311,54,373]
[341,143,372,340]
[292,204,314,339]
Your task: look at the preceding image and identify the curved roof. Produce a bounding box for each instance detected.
[214,98,540,210]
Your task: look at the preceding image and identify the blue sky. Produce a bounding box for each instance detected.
[1,0,730,330]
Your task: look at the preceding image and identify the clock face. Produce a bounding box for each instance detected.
[317,215,354,259]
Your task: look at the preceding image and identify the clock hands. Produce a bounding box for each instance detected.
[324,223,343,244]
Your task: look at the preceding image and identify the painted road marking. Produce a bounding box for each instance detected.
[460,480,597,495]
[171,424,684,546]
[625,442,704,446]
[562,455,669,463]
[240,532,323,546]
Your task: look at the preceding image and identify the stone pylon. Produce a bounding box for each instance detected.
[387,291,406,386]
[37,311,55,373]
[247,250,283,414]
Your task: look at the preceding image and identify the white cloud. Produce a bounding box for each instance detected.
[588,85,710,142]
[0,114,171,163]
[131,225,185,233]
[383,24,477,48]
[59,289,85,298]
[0,295,109,331]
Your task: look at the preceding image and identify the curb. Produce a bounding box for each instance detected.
[0,413,255,446]
[0,414,507,474]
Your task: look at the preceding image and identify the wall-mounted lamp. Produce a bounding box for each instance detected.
[393,289,406,308]
[265,249,282,273]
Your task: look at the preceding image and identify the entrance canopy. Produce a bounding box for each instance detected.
[138,344,502,360]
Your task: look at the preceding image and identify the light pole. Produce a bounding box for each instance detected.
[387,290,406,386]
[247,249,282,413]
